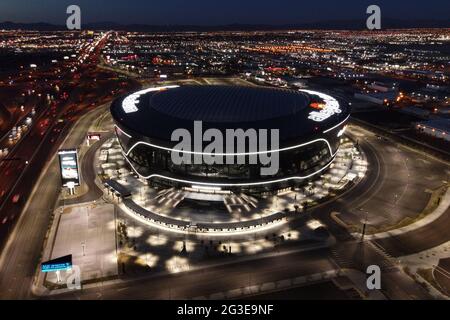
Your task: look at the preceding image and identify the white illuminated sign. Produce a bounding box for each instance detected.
[301,90,342,122]
[58,149,80,187]
[122,85,180,114]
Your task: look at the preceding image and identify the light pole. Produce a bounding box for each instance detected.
[359,208,369,242]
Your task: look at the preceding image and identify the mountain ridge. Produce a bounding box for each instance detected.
[0,19,449,32]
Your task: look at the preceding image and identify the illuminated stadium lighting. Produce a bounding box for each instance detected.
[191,185,222,191]
[120,200,287,236]
[112,85,349,192]
[123,134,336,158]
[337,125,348,137]
[300,89,342,122]
[122,151,336,187]
[323,115,351,133]
[122,85,179,113]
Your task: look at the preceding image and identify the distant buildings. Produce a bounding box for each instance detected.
[353,80,400,105]
[411,85,449,103]
[415,119,450,142]
[354,91,398,105]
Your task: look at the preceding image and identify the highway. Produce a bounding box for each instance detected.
[0,32,138,248]
[0,104,113,299]
[0,116,438,300]
[0,82,448,300]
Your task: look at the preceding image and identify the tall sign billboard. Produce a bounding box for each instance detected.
[58,149,81,187]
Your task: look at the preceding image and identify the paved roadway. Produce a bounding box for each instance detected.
[435,257,450,296]
[344,124,450,257]
[304,124,449,245]
[0,109,447,299]
[48,249,337,300]
[0,105,110,299]
[333,124,446,228]
[374,207,450,256]
[62,131,113,206]
[0,33,114,247]
[46,242,430,300]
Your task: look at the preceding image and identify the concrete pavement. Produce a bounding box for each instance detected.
[0,105,446,300]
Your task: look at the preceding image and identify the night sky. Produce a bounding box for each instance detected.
[0,0,449,25]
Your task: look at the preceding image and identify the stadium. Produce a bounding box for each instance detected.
[110,85,350,194]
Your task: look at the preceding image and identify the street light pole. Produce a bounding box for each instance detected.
[360,208,369,242]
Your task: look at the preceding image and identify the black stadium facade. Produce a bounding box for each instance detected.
[111,85,350,194]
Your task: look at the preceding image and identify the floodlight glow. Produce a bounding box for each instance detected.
[122,150,336,187]
[301,89,342,122]
[122,85,179,114]
[191,185,222,191]
[337,125,347,137]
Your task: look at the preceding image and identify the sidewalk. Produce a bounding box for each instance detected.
[399,241,450,300]
[34,237,335,297]
[341,269,386,300]
[355,186,450,241]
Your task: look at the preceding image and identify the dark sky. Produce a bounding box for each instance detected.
[0,0,449,25]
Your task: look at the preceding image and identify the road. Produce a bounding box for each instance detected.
[374,207,450,256]
[301,124,448,242]
[48,249,337,300]
[0,122,434,300]
[0,32,137,248]
[0,36,102,242]
[0,92,448,300]
[44,240,430,300]
[62,131,113,206]
[0,104,112,299]
[340,124,450,257]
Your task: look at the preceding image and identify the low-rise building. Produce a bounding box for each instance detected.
[415,119,450,142]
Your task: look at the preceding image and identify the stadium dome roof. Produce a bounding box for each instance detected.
[111,85,349,145]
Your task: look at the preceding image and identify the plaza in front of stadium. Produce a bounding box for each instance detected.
[37,79,369,288]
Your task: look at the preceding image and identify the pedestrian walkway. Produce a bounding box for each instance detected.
[43,203,118,286]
